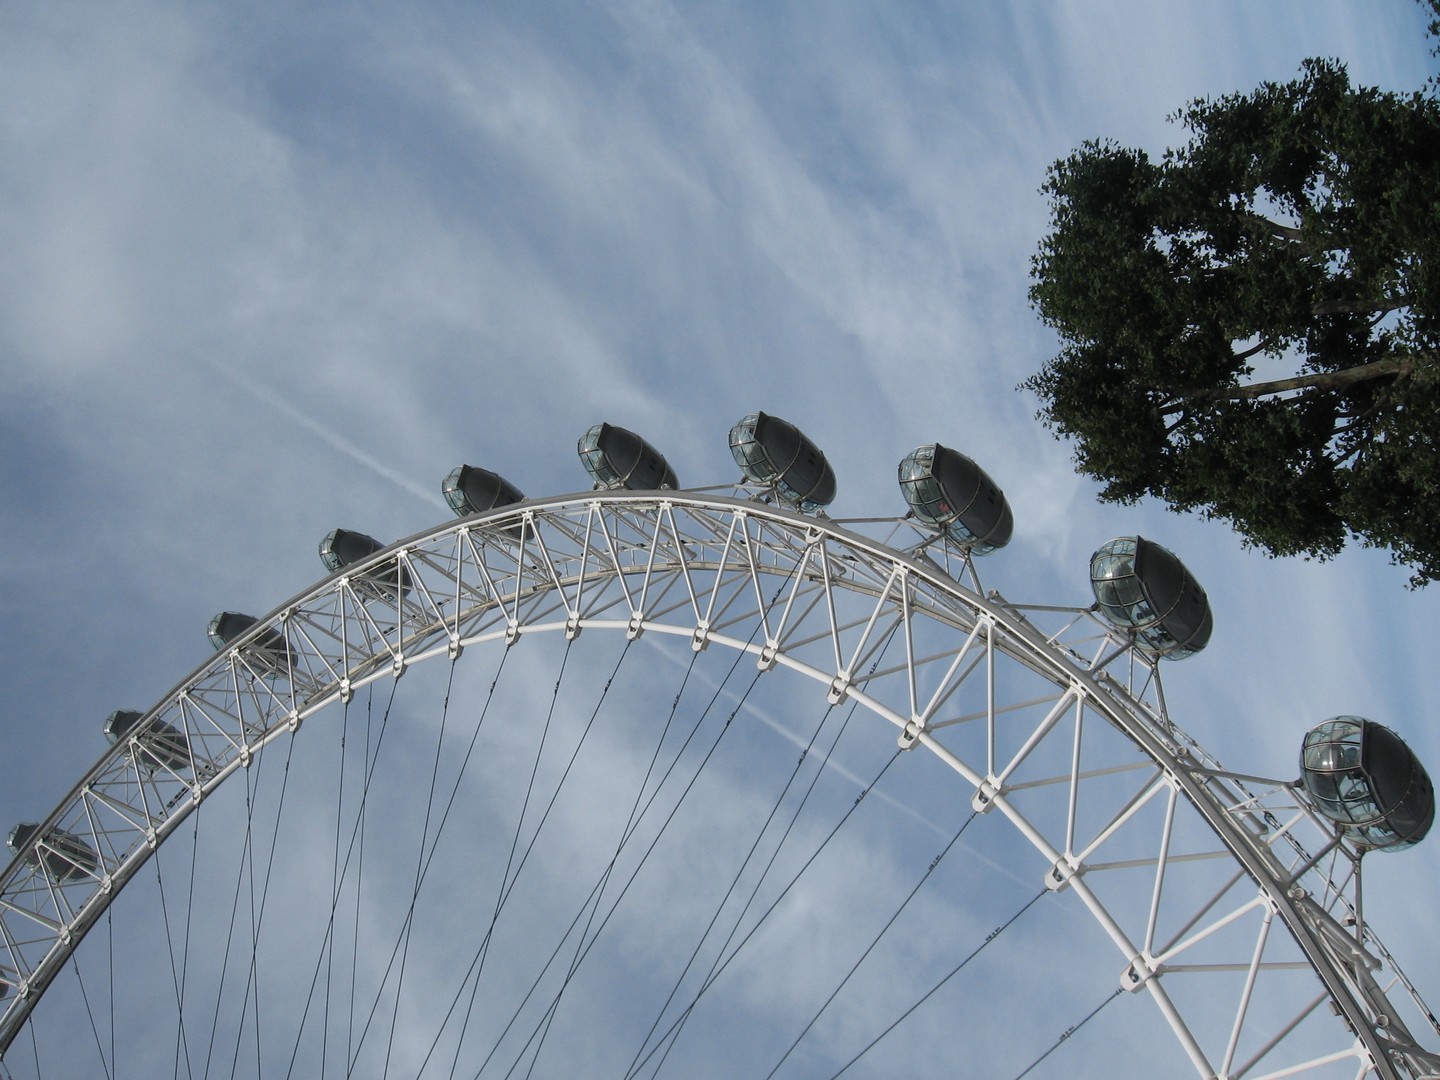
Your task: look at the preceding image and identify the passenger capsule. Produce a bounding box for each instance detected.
[208,611,291,668]
[898,444,1013,555]
[1089,537,1212,659]
[103,709,190,773]
[442,465,525,518]
[729,412,836,513]
[578,423,678,491]
[319,529,410,598]
[8,822,98,883]
[1301,717,1434,851]
[320,528,384,573]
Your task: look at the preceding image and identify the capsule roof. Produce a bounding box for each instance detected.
[728,412,836,512]
[1301,717,1435,851]
[1089,537,1212,659]
[578,423,678,491]
[208,612,291,667]
[209,611,262,650]
[320,529,385,574]
[102,709,144,745]
[443,465,525,518]
[317,529,411,601]
[898,444,1012,555]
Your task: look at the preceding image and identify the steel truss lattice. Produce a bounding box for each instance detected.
[1,490,1436,1078]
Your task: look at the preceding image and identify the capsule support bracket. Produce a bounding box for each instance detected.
[898,719,925,750]
[1122,955,1159,993]
[1047,854,1082,892]
[972,777,1002,813]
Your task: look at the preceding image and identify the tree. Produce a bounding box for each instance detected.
[1025,57,1440,586]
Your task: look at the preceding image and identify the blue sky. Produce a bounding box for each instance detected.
[2,1,1438,1075]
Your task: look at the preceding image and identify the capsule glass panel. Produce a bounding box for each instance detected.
[1301,717,1434,851]
[8,822,98,883]
[728,412,836,512]
[442,465,525,518]
[319,528,383,574]
[208,611,291,667]
[104,709,190,773]
[898,444,1013,555]
[319,529,410,599]
[1089,537,1212,659]
[577,423,678,491]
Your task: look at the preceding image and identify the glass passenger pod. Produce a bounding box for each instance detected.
[103,709,190,773]
[319,528,410,598]
[898,444,1013,555]
[1089,536,1213,659]
[577,423,678,491]
[319,528,383,574]
[442,465,525,519]
[208,611,291,668]
[7,822,99,883]
[728,412,837,513]
[1301,717,1435,851]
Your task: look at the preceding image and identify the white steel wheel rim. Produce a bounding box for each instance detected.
[1,489,1435,1078]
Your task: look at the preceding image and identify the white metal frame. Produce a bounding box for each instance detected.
[1,489,1436,1078]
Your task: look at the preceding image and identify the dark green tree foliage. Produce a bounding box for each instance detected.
[1026,58,1440,585]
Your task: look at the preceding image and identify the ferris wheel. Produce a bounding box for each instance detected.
[1,412,1436,1078]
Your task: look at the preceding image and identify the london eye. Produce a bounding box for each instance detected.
[1,415,1436,1078]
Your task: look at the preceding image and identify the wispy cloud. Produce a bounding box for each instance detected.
[3,1,1438,1075]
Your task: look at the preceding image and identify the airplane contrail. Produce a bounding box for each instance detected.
[202,359,448,511]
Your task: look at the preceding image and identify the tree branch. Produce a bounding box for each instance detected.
[1233,337,1276,362]
[1310,297,1408,317]
[1191,355,1421,404]
[1243,212,1307,244]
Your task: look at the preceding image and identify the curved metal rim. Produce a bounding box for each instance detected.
[0,489,1431,1076]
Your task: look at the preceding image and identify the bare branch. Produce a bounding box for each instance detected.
[1195,356,1420,403]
